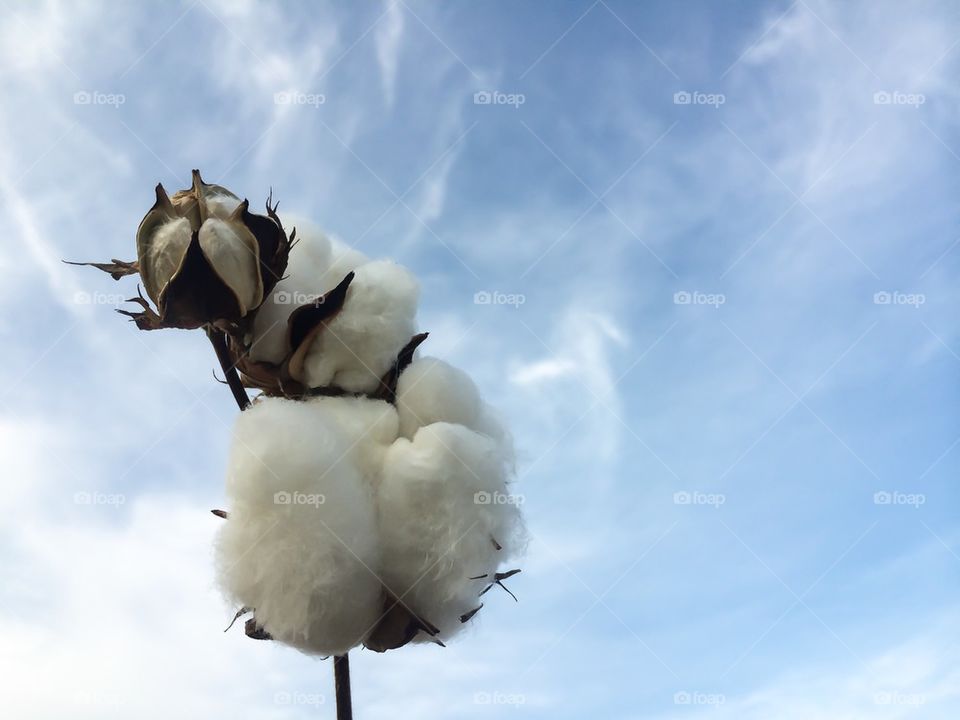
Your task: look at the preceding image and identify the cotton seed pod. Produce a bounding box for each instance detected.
[170,172,239,229]
[135,185,256,328]
[72,170,293,330]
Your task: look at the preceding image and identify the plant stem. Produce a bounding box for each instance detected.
[207,328,250,411]
[334,654,353,720]
[207,329,355,719]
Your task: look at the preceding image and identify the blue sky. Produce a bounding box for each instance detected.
[1,0,958,717]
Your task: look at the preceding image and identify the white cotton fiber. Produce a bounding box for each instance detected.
[220,216,524,652]
[396,357,515,464]
[205,193,242,220]
[245,219,409,392]
[215,397,382,656]
[144,216,192,291]
[300,260,419,393]
[322,237,368,290]
[395,357,482,439]
[248,220,334,364]
[376,422,523,639]
[309,395,400,485]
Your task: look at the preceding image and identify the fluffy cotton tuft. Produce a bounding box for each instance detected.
[246,220,417,396]
[309,395,400,484]
[215,398,382,656]
[299,260,419,393]
[395,357,482,438]
[377,422,523,638]
[219,220,523,652]
[396,356,515,458]
[247,220,334,364]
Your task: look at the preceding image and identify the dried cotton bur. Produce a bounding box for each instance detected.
[71,171,525,661]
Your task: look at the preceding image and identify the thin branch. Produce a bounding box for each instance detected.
[206,327,250,411]
[334,654,353,720]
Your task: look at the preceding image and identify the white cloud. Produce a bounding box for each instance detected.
[375,0,405,108]
[0,149,86,312]
[1,494,291,719]
[653,614,960,719]
[509,306,629,470]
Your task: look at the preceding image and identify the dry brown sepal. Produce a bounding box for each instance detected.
[363,592,443,653]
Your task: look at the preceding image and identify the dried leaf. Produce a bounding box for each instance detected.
[459,604,483,623]
[63,259,139,280]
[478,569,521,601]
[224,607,251,632]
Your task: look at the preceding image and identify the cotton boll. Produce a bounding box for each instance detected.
[310,396,400,486]
[395,358,482,438]
[247,220,333,363]
[246,222,372,365]
[301,260,419,393]
[376,422,522,639]
[215,397,382,656]
[396,357,514,465]
[322,236,368,289]
[472,404,515,470]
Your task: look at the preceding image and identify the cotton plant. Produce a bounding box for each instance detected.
[72,171,525,715]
